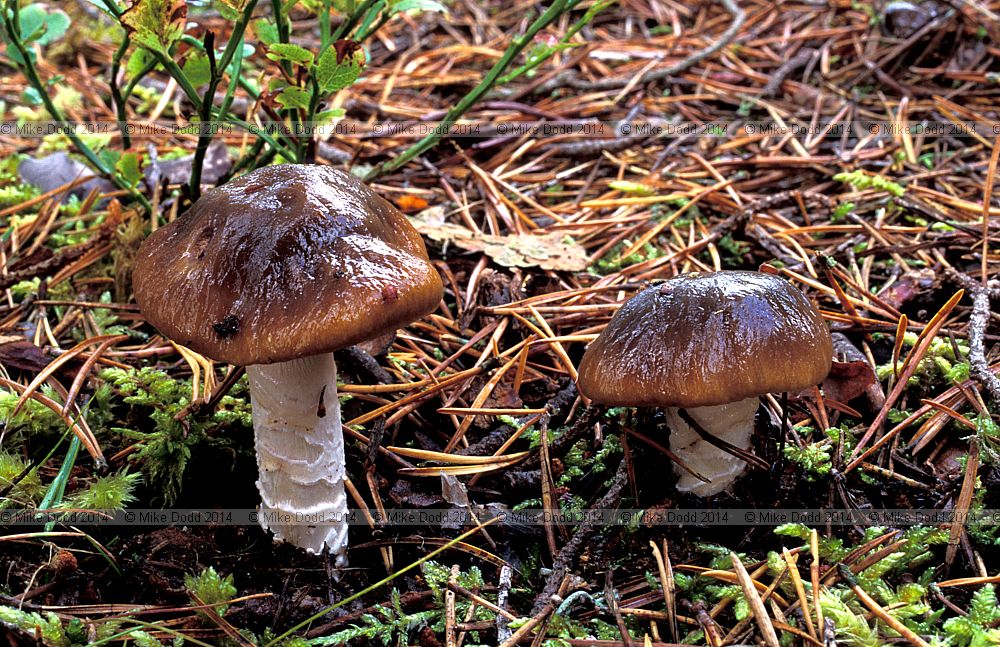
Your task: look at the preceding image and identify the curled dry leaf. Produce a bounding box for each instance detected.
[823,360,880,406]
[0,335,52,373]
[412,207,588,271]
[824,332,885,409]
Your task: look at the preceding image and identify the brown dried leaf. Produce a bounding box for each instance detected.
[0,335,51,373]
[823,359,878,405]
[412,208,588,271]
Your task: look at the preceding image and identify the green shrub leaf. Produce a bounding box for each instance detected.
[266,43,315,66]
[316,40,366,93]
[120,0,188,55]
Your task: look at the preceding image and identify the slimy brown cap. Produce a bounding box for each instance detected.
[133,164,443,365]
[577,271,832,408]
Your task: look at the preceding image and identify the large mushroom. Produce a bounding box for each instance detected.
[577,271,832,496]
[132,164,443,561]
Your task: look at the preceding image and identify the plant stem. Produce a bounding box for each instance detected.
[498,0,613,85]
[363,0,579,180]
[320,0,333,48]
[271,0,304,160]
[331,0,382,41]
[190,0,260,197]
[1,0,151,210]
[110,36,133,148]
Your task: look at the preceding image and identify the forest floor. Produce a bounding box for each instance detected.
[2,0,1000,645]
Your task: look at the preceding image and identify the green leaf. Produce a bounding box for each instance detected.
[17,5,48,43]
[225,44,255,78]
[116,153,143,189]
[182,53,212,87]
[266,43,315,66]
[353,0,387,38]
[316,40,366,93]
[275,86,311,110]
[126,47,156,79]
[22,87,44,106]
[389,0,448,15]
[213,0,247,21]
[86,0,123,17]
[253,19,279,46]
[969,585,1000,626]
[315,108,346,125]
[5,43,33,66]
[13,5,71,47]
[120,0,188,55]
[36,10,71,46]
[99,149,122,172]
[608,180,655,196]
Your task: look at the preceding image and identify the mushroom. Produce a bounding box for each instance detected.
[132,164,443,561]
[577,271,832,496]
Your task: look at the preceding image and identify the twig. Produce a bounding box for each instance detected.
[530,458,629,615]
[944,269,1000,402]
[496,564,514,644]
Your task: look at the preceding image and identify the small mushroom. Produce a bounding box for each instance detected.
[577,271,832,496]
[133,164,443,561]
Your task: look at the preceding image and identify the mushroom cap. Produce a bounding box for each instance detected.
[133,164,443,366]
[577,271,832,408]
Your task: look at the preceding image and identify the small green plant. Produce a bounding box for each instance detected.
[0,450,45,507]
[821,589,881,647]
[310,597,437,645]
[0,607,74,647]
[943,585,1000,646]
[314,563,486,645]
[0,606,162,646]
[831,201,855,223]
[716,234,750,267]
[0,385,71,437]
[876,332,970,388]
[63,470,141,510]
[100,366,251,503]
[834,170,905,198]
[783,438,833,481]
[185,566,238,618]
[1,0,610,202]
[591,240,664,274]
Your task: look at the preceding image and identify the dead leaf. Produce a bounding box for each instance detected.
[824,360,878,405]
[18,153,114,204]
[441,473,470,508]
[145,140,232,190]
[826,332,886,409]
[879,269,937,310]
[389,479,442,507]
[0,335,51,373]
[412,207,588,271]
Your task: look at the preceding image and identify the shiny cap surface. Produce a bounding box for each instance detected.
[133,164,443,365]
[577,271,832,407]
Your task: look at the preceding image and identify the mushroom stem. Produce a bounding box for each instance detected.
[664,397,760,496]
[246,355,348,563]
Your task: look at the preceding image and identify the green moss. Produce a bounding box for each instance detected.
[834,170,905,198]
[185,566,238,618]
[0,451,45,507]
[99,367,251,504]
[590,240,665,275]
[63,470,141,510]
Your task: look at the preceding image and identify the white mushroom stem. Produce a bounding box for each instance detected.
[246,354,348,564]
[664,397,760,496]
